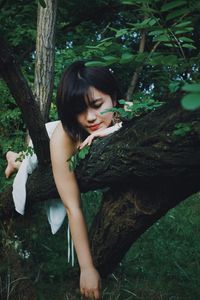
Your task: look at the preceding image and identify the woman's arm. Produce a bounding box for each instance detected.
[50,123,101,300]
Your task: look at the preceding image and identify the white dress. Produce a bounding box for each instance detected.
[12,120,74,264]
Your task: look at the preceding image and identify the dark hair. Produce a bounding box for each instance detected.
[56,61,122,141]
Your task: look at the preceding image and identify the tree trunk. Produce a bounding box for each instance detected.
[1,31,200,278]
[0,35,50,165]
[34,0,57,121]
[0,93,199,275]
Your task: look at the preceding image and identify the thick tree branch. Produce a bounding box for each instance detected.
[0,95,199,275]
[0,35,50,164]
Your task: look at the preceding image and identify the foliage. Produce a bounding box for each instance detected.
[181,83,200,110]
[0,0,200,298]
[102,98,163,120]
[15,146,34,162]
[67,146,90,171]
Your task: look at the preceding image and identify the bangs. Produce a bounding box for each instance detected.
[69,80,90,115]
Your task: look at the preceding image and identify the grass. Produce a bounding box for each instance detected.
[0,190,200,299]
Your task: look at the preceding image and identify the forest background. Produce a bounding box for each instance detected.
[0,0,200,299]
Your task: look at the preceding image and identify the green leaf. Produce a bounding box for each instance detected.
[182,84,200,93]
[148,19,157,26]
[155,34,171,42]
[38,0,46,8]
[172,123,192,137]
[174,27,194,35]
[161,1,187,12]
[102,55,118,63]
[166,8,189,21]
[85,61,107,67]
[149,30,165,36]
[169,82,181,93]
[179,37,194,43]
[78,146,90,159]
[181,93,200,110]
[175,21,192,28]
[115,28,129,37]
[119,53,134,64]
[163,43,177,48]
[182,43,196,49]
[119,99,126,105]
[121,0,135,5]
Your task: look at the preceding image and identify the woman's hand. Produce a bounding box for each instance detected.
[79,122,122,149]
[80,266,101,299]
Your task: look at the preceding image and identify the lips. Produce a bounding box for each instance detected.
[88,123,102,131]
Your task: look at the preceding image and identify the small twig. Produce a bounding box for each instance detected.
[168,28,186,59]
[126,29,146,101]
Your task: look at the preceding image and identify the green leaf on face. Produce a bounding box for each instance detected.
[38,0,46,8]
[161,1,187,12]
[181,93,200,110]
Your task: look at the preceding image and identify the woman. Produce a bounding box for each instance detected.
[5,61,122,299]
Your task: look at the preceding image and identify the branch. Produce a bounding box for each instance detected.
[1,97,199,215]
[126,29,146,101]
[0,95,199,275]
[0,34,50,164]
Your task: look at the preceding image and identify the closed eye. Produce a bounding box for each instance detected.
[93,102,103,108]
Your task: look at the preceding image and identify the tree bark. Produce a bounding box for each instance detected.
[0,35,50,164]
[34,0,57,121]
[0,95,200,275]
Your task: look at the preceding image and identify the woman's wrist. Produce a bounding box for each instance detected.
[80,263,96,271]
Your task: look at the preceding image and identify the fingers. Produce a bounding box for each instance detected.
[80,288,100,299]
[79,135,95,149]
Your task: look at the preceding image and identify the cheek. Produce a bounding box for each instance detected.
[100,111,114,125]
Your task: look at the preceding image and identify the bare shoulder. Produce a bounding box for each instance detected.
[50,122,77,155]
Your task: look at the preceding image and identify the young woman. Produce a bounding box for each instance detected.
[5,61,122,299]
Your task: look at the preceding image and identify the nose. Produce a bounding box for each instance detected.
[86,108,97,123]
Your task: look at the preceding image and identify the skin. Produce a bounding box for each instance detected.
[5,87,122,299]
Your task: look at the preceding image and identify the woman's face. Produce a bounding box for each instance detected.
[77,87,115,134]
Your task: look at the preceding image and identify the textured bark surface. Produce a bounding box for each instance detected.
[0,35,50,164]
[0,96,199,277]
[0,34,200,278]
[34,0,57,121]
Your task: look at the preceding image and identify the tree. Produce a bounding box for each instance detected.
[0,0,200,297]
[34,0,58,121]
[0,38,200,276]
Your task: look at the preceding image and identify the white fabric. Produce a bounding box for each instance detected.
[12,121,67,234]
